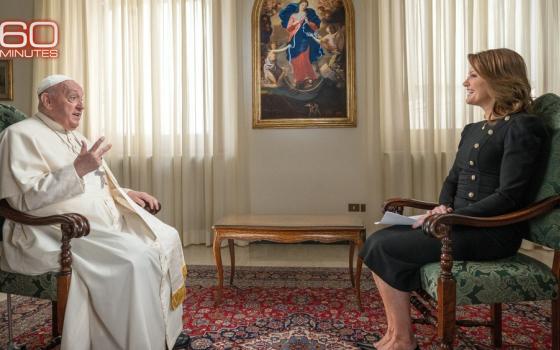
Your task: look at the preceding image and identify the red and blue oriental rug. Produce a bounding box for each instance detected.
[0,265,554,349]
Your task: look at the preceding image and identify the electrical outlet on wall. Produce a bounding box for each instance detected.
[360,204,366,212]
[348,203,360,212]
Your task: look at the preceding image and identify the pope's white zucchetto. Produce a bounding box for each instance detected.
[37,74,73,95]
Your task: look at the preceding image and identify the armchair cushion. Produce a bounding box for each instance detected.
[0,103,27,131]
[0,103,28,241]
[0,270,57,300]
[420,253,558,305]
[528,93,560,249]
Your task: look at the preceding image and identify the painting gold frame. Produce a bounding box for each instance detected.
[252,0,356,128]
[0,60,14,101]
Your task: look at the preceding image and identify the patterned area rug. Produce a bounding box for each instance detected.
[0,265,553,349]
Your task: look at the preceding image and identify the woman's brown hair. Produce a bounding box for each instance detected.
[468,48,532,116]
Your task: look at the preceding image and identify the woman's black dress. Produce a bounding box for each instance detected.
[359,113,547,291]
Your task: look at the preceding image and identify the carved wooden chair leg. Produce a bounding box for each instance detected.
[437,278,456,350]
[56,273,70,336]
[553,298,560,350]
[490,303,502,348]
[435,231,456,349]
[55,222,81,336]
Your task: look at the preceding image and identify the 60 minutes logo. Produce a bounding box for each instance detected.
[0,20,59,58]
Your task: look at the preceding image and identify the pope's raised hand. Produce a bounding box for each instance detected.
[74,137,112,178]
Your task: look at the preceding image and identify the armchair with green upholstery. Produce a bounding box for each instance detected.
[383,93,560,349]
[0,103,90,347]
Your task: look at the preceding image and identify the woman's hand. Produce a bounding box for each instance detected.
[127,190,160,212]
[412,205,453,229]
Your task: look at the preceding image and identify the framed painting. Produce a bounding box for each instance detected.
[0,60,14,101]
[252,0,355,128]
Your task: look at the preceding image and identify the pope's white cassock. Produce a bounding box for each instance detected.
[0,112,186,350]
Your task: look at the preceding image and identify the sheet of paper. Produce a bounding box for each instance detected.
[375,211,423,225]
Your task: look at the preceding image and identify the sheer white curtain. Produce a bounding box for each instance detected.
[374,0,560,204]
[33,0,249,245]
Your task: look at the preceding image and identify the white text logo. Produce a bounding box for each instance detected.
[0,20,59,58]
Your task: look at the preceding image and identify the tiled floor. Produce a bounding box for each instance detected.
[0,242,554,303]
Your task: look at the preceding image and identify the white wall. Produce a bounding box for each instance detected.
[238,0,379,224]
[0,0,35,116]
[249,128,369,214]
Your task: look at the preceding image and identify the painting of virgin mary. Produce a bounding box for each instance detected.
[252,0,355,128]
[279,0,323,89]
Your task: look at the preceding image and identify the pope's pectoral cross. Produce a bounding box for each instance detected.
[94,168,108,188]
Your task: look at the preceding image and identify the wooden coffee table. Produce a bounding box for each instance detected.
[212,214,366,309]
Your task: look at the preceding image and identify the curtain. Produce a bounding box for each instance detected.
[372,0,560,206]
[33,0,249,246]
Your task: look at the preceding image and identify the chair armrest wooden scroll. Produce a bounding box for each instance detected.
[0,198,90,335]
[383,197,439,214]
[422,195,560,239]
[0,199,90,238]
[0,198,90,273]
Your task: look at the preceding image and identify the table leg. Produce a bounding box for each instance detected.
[355,255,364,311]
[213,232,224,304]
[355,231,365,311]
[228,239,235,285]
[349,241,355,288]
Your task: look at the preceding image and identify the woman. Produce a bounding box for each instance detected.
[279,0,323,88]
[359,48,547,350]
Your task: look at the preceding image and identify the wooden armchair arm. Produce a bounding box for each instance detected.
[0,199,90,238]
[383,197,439,214]
[383,195,560,239]
[0,199,91,336]
[0,199,90,273]
[422,195,560,239]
